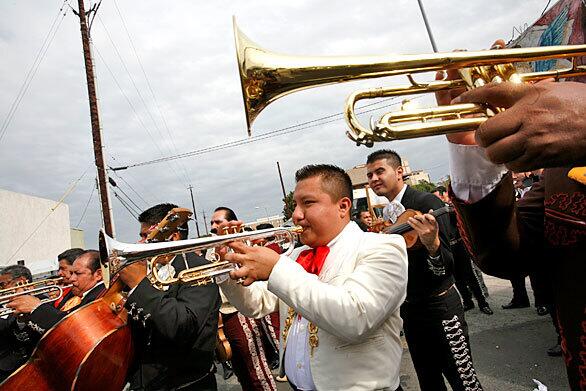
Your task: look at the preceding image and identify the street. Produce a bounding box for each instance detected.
[216,275,566,390]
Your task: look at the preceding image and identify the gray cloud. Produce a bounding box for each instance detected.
[1,0,548,250]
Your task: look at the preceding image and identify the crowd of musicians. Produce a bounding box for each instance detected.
[1,60,585,391]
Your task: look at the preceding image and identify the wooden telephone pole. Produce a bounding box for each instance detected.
[76,0,115,237]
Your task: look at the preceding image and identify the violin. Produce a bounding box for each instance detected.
[370,205,453,248]
[216,314,232,361]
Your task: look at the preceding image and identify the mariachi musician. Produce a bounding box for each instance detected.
[53,248,86,309]
[0,265,35,382]
[366,150,483,391]
[7,250,105,335]
[118,203,221,391]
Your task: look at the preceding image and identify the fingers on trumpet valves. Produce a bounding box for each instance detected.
[218,220,245,235]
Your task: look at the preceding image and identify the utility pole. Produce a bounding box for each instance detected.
[276,161,287,200]
[202,210,209,235]
[187,185,201,237]
[76,0,115,237]
[416,0,438,53]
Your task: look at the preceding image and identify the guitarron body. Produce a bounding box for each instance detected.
[0,281,133,391]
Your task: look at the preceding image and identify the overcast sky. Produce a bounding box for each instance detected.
[0,0,551,251]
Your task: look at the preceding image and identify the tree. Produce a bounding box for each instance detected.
[411,180,436,193]
[282,191,295,221]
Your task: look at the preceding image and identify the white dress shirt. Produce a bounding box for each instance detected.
[448,143,508,202]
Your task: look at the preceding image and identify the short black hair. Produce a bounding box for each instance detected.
[214,207,238,221]
[58,248,85,265]
[366,149,402,168]
[256,223,274,230]
[295,164,353,204]
[1,265,32,283]
[139,203,189,240]
[78,250,101,274]
[436,185,447,193]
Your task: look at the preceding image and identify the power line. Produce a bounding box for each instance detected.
[109,153,160,203]
[113,190,140,220]
[113,96,416,170]
[96,15,168,149]
[76,176,97,227]
[7,165,90,263]
[95,13,190,187]
[112,0,192,186]
[92,43,188,187]
[110,177,143,211]
[112,170,149,206]
[0,1,69,145]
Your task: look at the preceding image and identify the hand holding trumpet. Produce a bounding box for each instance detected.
[216,220,281,286]
[6,295,42,315]
[437,39,586,171]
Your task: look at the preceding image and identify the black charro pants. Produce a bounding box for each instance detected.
[401,286,483,391]
[452,241,488,306]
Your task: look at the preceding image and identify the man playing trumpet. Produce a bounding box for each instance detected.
[220,164,408,390]
[119,203,221,390]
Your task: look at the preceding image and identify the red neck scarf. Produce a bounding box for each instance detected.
[295,246,330,276]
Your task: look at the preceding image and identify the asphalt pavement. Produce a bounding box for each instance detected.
[217,275,567,390]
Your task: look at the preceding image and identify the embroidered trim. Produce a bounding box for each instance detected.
[427,257,446,276]
[282,307,319,357]
[263,314,280,350]
[282,307,295,348]
[442,315,483,391]
[27,321,45,334]
[544,192,586,217]
[238,313,276,390]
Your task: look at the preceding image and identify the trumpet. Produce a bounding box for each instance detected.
[99,226,303,289]
[234,18,586,146]
[0,278,71,317]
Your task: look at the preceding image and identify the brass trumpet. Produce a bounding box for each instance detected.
[0,278,71,316]
[234,18,586,146]
[99,226,302,289]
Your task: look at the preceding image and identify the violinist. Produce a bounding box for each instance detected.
[366,150,483,391]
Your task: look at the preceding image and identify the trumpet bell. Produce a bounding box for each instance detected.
[234,18,586,143]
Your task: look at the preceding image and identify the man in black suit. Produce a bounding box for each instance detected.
[118,203,221,391]
[0,265,35,381]
[8,250,105,334]
[366,150,483,391]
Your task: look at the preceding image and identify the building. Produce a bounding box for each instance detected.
[346,159,433,213]
[346,164,369,189]
[346,164,389,215]
[248,215,285,228]
[401,159,432,186]
[404,169,431,186]
[0,188,82,271]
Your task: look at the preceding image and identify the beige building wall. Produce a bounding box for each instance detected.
[70,228,85,249]
[347,159,413,190]
[0,188,71,267]
[405,170,431,186]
